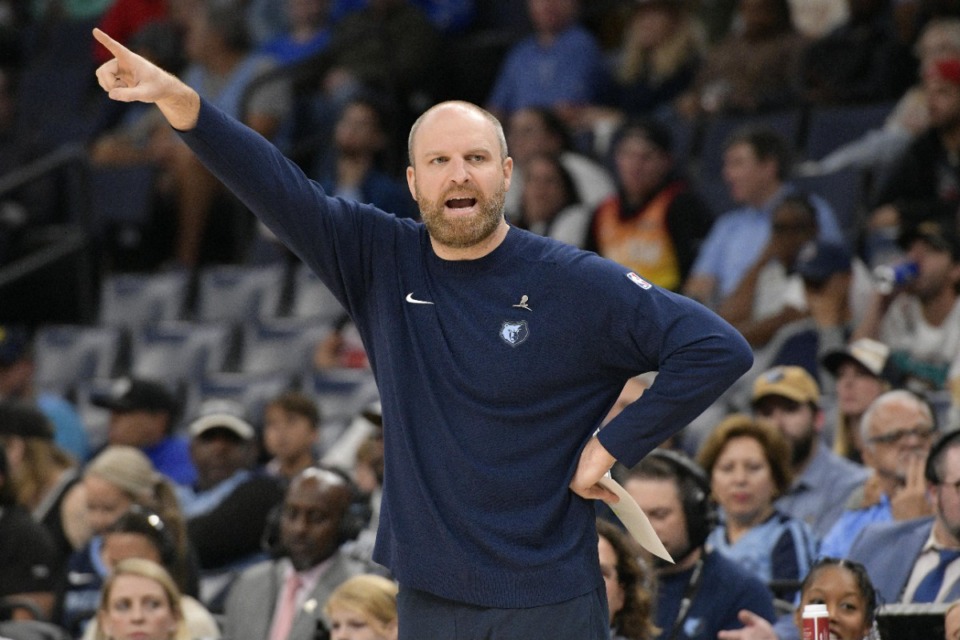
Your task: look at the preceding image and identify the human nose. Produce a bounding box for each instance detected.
[447,157,470,184]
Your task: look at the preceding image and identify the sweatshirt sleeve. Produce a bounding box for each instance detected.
[597,284,752,467]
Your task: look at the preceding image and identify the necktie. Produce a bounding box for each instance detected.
[913,549,960,603]
[269,572,303,640]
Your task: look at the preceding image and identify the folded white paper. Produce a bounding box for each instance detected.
[598,475,674,563]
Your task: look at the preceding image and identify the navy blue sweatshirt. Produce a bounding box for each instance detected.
[179,101,752,608]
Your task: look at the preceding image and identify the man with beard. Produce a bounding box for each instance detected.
[848,428,960,604]
[751,365,869,539]
[624,449,776,640]
[821,389,937,558]
[92,28,753,640]
[223,467,371,640]
[853,217,960,396]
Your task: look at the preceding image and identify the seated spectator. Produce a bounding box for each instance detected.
[323,574,399,640]
[312,95,416,218]
[485,0,610,121]
[848,428,960,604]
[223,467,371,640]
[820,338,892,463]
[94,558,191,640]
[0,446,57,622]
[562,0,707,143]
[820,389,936,558]
[797,17,960,179]
[514,152,591,248]
[91,378,196,487]
[261,390,321,484]
[716,556,879,640]
[257,0,333,66]
[0,400,82,567]
[313,315,369,372]
[868,55,960,240]
[683,126,843,310]
[676,0,807,119]
[60,446,188,636]
[715,195,818,349]
[321,401,382,476]
[178,401,284,578]
[696,415,818,602]
[751,366,869,540]
[852,217,960,396]
[503,106,616,221]
[596,518,659,640]
[623,449,778,639]
[792,245,876,386]
[586,117,713,292]
[0,324,89,462]
[800,0,914,106]
[82,506,218,640]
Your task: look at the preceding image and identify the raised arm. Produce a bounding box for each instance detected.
[93,28,200,131]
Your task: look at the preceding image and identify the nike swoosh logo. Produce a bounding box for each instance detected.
[405,292,434,305]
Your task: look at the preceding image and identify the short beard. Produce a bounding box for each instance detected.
[790,429,814,468]
[417,182,506,249]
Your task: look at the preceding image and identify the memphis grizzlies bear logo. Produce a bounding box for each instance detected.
[499,320,529,347]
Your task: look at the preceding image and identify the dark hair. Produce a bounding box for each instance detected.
[624,449,714,550]
[613,117,674,156]
[725,126,793,180]
[775,194,817,223]
[801,557,879,626]
[104,505,189,592]
[524,151,581,205]
[266,391,320,429]
[514,106,575,152]
[925,427,960,485]
[597,518,659,640]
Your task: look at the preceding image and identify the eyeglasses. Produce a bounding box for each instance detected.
[868,426,937,446]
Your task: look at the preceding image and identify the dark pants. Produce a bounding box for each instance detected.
[397,585,610,640]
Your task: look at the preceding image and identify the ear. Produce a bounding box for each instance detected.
[406,165,417,201]
[502,155,514,192]
[813,408,825,434]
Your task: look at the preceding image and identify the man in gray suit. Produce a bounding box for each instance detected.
[849,429,960,604]
[223,467,373,639]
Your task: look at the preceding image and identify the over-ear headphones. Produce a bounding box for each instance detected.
[925,428,960,485]
[645,449,716,550]
[261,466,373,557]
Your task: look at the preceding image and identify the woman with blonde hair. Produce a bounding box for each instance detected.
[0,400,82,565]
[95,558,191,640]
[60,446,192,637]
[323,574,399,640]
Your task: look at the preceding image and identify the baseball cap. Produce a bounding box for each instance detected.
[188,399,254,440]
[898,217,960,261]
[91,378,180,415]
[0,325,29,367]
[0,400,54,439]
[821,338,890,378]
[794,241,852,285]
[752,366,820,406]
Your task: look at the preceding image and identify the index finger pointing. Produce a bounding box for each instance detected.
[92,28,131,58]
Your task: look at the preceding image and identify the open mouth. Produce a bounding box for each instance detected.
[445,197,477,210]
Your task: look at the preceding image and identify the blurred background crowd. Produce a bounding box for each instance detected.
[3,0,960,638]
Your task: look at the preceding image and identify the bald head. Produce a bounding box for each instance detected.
[407,101,508,167]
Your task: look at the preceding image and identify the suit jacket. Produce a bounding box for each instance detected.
[848,516,960,604]
[223,551,368,640]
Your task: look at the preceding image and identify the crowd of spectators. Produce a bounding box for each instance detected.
[3,0,960,638]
